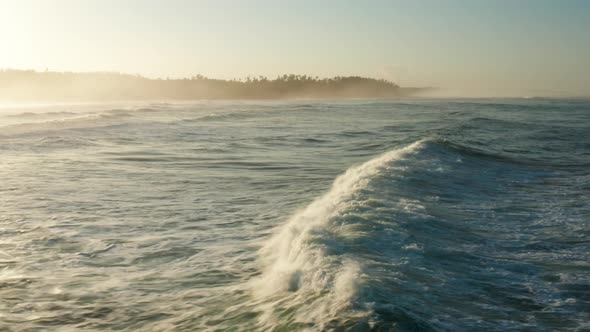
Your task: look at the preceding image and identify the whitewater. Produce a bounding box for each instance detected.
[0,99,589,331]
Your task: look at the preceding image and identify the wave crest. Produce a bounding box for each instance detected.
[252,140,426,328]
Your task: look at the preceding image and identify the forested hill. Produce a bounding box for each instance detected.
[0,70,431,101]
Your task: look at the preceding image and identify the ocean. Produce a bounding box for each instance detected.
[1,99,589,331]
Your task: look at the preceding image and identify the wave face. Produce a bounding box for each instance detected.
[0,99,589,331]
[253,141,425,330]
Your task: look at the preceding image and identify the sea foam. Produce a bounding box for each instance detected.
[253,140,425,328]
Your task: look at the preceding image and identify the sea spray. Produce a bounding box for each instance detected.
[253,140,426,328]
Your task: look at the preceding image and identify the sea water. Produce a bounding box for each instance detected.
[0,99,589,331]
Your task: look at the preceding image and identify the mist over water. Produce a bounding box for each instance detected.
[1,99,589,331]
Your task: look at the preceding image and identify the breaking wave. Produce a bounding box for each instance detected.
[253,141,427,329]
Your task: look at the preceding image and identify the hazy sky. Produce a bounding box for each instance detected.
[1,0,589,95]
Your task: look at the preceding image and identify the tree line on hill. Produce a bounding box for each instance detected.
[0,69,429,101]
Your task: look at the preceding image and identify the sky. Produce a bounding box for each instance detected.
[1,0,589,96]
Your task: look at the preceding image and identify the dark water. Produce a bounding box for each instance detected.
[0,99,589,331]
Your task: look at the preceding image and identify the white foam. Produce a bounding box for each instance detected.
[252,140,426,327]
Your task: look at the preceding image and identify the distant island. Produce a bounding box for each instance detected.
[0,69,431,101]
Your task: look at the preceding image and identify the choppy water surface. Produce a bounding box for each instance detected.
[1,99,589,331]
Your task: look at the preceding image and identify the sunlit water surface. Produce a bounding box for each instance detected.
[1,99,589,331]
